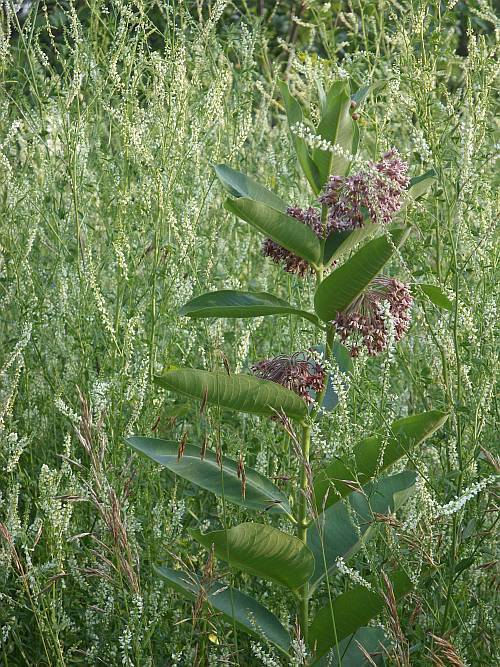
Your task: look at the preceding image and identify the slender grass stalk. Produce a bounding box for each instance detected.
[296,422,311,642]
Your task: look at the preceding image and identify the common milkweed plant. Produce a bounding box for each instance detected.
[126,81,448,664]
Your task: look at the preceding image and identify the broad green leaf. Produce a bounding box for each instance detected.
[155,565,291,656]
[323,222,378,265]
[309,569,413,659]
[314,228,410,322]
[408,169,437,199]
[316,79,327,114]
[314,411,449,510]
[191,522,314,592]
[214,164,287,212]
[155,369,307,420]
[225,197,322,266]
[126,437,292,516]
[179,290,320,326]
[419,284,453,311]
[308,472,416,592]
[278,80,323,194]
[351,81,386,107]
[313,81,354,183]
[311,627,389,666]
[351,84,371,105]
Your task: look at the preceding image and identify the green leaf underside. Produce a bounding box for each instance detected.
[225,197,322,265]
[351,84,372,105]
[179,290,319,325]
[323,222,378,265]
[308,471,416,592]
[419,284,453,311]
[314,411,449,510]
[408,169,437,199]
[314,228,411,322]
[278,81,322,194]
[311,626,389,666]
[313,81,354,183]
[155,565,291,656]
[191,522,314,592]
[309,569,413,659]
[154,369,307,420]
[214,164,287,212]
[126,437,291,515]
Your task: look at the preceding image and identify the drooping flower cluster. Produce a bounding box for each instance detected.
[252,351,325,404]
[262,206,323,276]
[333,276,413,356]
[262,149,408,277]
[319,148,409,232]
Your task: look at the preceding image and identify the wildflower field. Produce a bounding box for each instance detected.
[0,1,498,665]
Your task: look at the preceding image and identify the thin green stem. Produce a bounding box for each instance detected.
[297,423,311,642]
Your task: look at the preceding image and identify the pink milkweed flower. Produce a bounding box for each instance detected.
[319,148,409,232]
[333,276,413,357]
[252,352,325,404]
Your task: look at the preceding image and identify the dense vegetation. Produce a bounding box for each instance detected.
[0,1,498,665]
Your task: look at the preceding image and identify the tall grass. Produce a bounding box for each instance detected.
[0,1,497,664]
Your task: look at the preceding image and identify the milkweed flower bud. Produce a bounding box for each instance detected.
[319,148,409,232]
[333,276,413,356]
[261,206,322,276]
[251,352,325,403]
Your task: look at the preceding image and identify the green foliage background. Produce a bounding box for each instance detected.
[0,1,497,664]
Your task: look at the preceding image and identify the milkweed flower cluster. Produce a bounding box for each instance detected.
[333,276,413,357]
[262,206,322,276]
[252,351,325,403]
[261,149,408,275]
[319,148,409,231]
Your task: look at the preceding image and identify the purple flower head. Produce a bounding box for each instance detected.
[252,351,325,404]
[319,148,409,232]
[262,206,322,277]
[333,276,413,357]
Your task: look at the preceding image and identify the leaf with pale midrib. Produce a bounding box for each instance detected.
[179,290,320,325]
[308,570,413,659]
[214,164,287,212]
[155,565,292,656]
[191,522,315,592]
[310,626,389,666]
[278,81,322,194]
[125,436,291,515]
[314,228,410,322]
[312,81,354,183]
[154,369,308,420]
[225,197,322,265]
[408,169,437,199]
[308,471,417,592]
